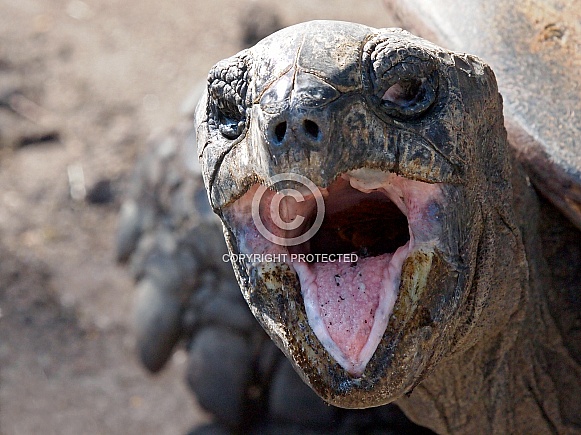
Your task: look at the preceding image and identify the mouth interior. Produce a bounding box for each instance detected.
[290,177,410,259]
[287,176,412,376]
[227,169,441,377]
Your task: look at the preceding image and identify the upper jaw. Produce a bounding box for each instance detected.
[200,91,462,214]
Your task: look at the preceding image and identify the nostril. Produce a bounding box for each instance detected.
[303,119,320,140]
[274,121,287,144]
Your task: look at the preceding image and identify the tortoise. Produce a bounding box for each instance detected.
[194,18,581,435]
[117,6,581,435]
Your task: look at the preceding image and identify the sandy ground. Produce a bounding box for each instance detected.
[0,1,396,434]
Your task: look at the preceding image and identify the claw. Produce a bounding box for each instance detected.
[134,279,183,372]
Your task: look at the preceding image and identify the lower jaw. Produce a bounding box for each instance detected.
[235,245,444,408]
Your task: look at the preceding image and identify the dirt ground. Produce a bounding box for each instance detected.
[0,1,396,434]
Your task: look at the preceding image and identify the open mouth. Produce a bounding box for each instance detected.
[226,168,443,377]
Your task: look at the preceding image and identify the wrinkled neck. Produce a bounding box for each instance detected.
[397,166,581,434]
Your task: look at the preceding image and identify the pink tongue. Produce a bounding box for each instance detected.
[312,255,390,362]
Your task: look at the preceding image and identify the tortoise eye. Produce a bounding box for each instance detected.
[207,55,249,140]
[382,78,425,106]
[380,74,436,119]
[364,33,439,120]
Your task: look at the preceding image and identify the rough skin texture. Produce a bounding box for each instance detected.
[196,21,581,434]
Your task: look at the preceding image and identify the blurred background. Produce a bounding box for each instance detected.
[0,1,395,433]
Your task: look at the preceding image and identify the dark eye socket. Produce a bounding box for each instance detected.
[210,83,245,139]
[207,57,249,140]
[364,35,440,121]
[379,72,437,119]
[382,78,426,106]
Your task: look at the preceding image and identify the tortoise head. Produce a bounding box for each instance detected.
[196,20,524,408]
